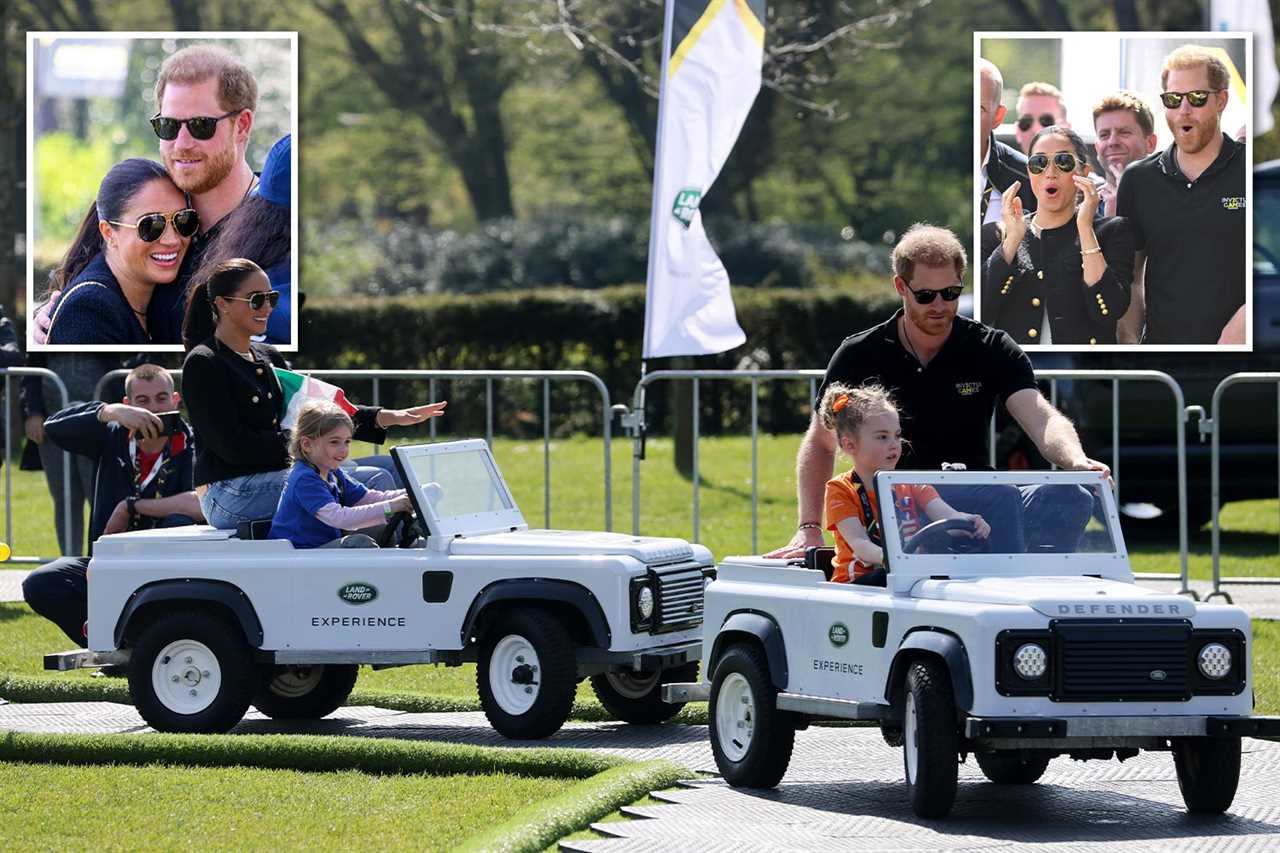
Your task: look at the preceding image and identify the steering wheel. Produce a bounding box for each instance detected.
[378,511,419,549]
[902,517,986,555]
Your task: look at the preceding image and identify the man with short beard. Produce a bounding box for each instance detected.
[765,224,1107,561]
[1116,45,1246,344]
[1092,90,1157,217]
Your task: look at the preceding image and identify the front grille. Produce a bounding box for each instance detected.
[1054,620,1190,701]
[652,564,705,633]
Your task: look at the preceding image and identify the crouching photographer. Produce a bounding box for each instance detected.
[23,363,202,648]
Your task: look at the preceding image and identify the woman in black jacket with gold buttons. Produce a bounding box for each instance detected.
[981,126,1133,345]
[182,258,444,529]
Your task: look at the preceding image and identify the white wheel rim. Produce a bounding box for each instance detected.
[715,672,755,763]
[489,634,541,715]
[269,666,324,698]
[904,692,919,784]
[605,670,661,700]
[151,639,222,715]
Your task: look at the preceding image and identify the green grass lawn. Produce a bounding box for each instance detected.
[0,761,574,851]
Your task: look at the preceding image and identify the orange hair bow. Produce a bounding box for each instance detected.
[832,393,850,413]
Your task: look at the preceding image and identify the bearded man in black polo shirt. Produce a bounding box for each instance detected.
[767,224,1109,559]
[1116,45,1246,345]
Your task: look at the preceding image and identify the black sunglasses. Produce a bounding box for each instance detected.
[904,280,963,304]
[1159,90,1220,109]
[150,110,241,141]
[1016,113,1057,132]
[1026,152,1080,175]
[221,290,281,311]
[106,208,200,242]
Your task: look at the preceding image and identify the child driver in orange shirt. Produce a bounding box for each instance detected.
[821,382,991,584]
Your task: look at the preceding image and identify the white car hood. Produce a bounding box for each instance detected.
[448,529,697,564]
[911,575,1196,619]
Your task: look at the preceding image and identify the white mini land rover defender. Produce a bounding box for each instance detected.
[47,439,712,739]
[665,470,1280,818]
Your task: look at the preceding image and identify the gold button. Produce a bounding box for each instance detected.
[1028,328,1038,338]
[267,392,272,399]
[252,395,259,404]
[1031,297,1041,307]
[1001,287,1009,294]
[1006,276,1013,285]
[256,367,263,375]
[1089,337,1097,345]
[1037,270,1044,279]
[1096,294,1104,301]
[1101,309,1109,316]
[273,418,278,426]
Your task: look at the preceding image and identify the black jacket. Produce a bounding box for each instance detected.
[182,338,386,487]
[981,216,1133,345]
[44,401,195,543]
[985,135,1038,214]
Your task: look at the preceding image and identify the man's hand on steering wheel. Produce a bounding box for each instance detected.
[958,512,990,540]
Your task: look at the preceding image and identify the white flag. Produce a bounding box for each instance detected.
[642,0,764,359]
[1212,0,1278,135]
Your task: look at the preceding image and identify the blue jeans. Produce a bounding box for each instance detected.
[936,483,1093,553]
[201,470,290,529]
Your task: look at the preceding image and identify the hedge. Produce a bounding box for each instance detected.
[296,285,901,436]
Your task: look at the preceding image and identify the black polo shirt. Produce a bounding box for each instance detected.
[817,311,1037,470]
[1115,133,1246,343]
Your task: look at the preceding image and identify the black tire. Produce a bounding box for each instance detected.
[1173,737,1241,814]
[902,658,959,819]
[476,607,577,739]
[975,751,1051,785]
[252,664,359,719]
[709,643,795,788]
[128,609,256,734]
[590,662,698,725]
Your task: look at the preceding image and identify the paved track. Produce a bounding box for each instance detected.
[0,702,1276,852]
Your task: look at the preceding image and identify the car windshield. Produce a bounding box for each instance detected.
[874,472,1117,558]
[406,447,513,519]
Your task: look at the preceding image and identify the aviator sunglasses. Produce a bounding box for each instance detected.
[150,110,241,141]
[1016,113,1057,132]
[221,290,281,311]
[1159,90,1221,109]
[903,280,963,304]
[1026,151,1080,175]
[106,208,200,242]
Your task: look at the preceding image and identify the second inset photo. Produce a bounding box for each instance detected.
[976,32,1252,350]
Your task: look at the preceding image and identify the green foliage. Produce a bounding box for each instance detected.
[34,132,115,248]
[457,760,689,853]
[305,218,889,297]
[0,762,574,853]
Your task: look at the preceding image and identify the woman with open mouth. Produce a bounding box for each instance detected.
[43,158,196,346]
[981,126,1133,345]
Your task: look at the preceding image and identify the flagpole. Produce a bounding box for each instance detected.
[634,0,678,534]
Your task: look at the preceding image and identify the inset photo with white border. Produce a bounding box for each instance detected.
[27,32,298,352]
[976,31,1252,351]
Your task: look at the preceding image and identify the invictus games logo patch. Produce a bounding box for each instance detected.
[828,623,849,647]
[338,582,378,605]
[672,187,702,228]
[955,381,982,396]
[1222,196,1246,210]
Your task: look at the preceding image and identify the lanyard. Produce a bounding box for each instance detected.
[851,472,882,547]
[128,435,171,495]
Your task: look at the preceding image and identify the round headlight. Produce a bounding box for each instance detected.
[1012,643,1048,680]
[1197,642,1232,680]
[636,586,655,620]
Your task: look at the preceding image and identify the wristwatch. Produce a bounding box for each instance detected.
[126,496,139,519]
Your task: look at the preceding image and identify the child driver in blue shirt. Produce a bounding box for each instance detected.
[271,400,412,548]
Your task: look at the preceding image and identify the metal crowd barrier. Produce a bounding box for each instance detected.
[95,367,613,531]
[2,367,73,563]
[624,368,1191,595]
[1206,372,1280,603]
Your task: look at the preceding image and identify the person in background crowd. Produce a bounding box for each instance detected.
[1014,81,1069,154]
[1115,45,1246,344]
[1092,90,1158,217]
[22,364,202,648]
[978,58,1037,226]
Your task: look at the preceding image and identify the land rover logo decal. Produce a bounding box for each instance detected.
[828,623,849,647]
[1149,669,1168,681]
[339,582,378,605]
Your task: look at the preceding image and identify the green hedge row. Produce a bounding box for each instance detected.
[297,284,901,435]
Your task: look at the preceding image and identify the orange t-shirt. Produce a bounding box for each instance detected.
[824,473,939,583]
